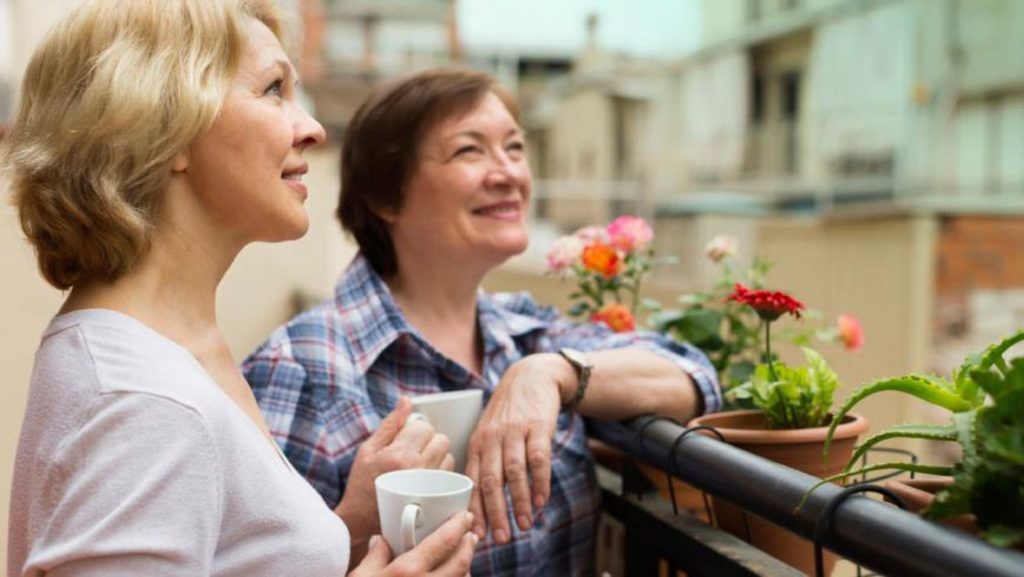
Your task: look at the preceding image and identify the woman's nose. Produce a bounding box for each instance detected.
[485,152,530,188]
[293,104,326,150]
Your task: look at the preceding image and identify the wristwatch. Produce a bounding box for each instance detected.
[558,348,593,409]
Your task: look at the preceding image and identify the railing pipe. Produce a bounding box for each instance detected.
[593,417,1024,577]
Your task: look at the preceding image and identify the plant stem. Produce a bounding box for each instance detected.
[764,320,780,383]
[630,271,642,315]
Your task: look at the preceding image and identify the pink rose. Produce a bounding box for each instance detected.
[573,225,609,244]
[704,234,738,263]
[606,216,654,253]
[545,235,585,273]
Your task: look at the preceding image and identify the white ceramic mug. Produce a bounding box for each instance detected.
[375,469,474,556]
[406,389,483,472]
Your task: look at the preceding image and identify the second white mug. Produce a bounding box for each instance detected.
[406,388,483,472]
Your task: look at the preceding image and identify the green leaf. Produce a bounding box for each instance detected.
[639,297,662,312]
[843,423,959,474]
[983,525,1024,549]
[567,302,590,317]
[672,308,724,345]
[824,375,977,460]
[797,463,954,512]
[978,329,1024,370]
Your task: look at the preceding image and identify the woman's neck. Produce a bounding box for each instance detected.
[385,260,485,374]
[61,224,238,350]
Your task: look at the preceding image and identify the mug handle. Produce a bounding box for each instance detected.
[400,503,423,553]
[404,412,428,429]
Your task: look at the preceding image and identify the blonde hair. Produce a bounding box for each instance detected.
[4,0,281,289]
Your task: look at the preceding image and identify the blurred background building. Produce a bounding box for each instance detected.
[2,0,1023,570]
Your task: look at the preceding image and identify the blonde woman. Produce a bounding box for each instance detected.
[4,1,473,575]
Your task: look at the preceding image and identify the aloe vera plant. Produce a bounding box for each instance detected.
[804,330,1024,548]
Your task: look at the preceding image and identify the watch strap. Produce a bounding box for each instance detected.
[558,348,592,409]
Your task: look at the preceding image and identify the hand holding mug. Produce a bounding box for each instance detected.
[375,469,474,556]
[335,398,455,562]
[348,510,477,577]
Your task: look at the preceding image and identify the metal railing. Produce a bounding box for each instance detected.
[592,416,1024,577]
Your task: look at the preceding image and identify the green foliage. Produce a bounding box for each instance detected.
[806,329,1024,548]
[727,347,838,429]
[653,256,778,396]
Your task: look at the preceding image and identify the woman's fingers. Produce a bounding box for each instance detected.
[439,452,456,472]
[365,397,413,450]
[429,531,477,577]
[478,439,510,544]
[394,418,436,453]
[403,511,475,572]
[463,455,487,538]
[421,432,452,468]
[502,434,533,531]
[349,535,391,575]
[525,424,552,509]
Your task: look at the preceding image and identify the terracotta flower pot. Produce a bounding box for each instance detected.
[688,409,869,576]
[883,477,978,532]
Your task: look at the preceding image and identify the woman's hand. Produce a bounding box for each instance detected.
[348,511,477,577]
[463,353,575,543]
[336,397,456,563]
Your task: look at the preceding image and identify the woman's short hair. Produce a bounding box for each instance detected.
[3,0,282,290]
[337,68,520,278]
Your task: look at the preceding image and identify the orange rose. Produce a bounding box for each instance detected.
[581,243,622,278]
[591,303,636,333]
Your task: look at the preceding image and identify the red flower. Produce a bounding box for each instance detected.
[591,303,636,332]
[581,243,623,279]
[728,283,805,322]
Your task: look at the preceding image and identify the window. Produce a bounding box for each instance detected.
[746,0,762,23]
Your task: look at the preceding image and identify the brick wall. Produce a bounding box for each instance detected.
[934,215,1024,336]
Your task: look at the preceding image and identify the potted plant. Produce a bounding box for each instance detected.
[653,235,864,393]
[545,217,717,518]
[685,283,869,576]
[807,330,1024,549]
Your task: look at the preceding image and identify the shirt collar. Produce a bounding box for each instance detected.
[476,290,549,355]
[335,254,550,371]
[333,254,416,373]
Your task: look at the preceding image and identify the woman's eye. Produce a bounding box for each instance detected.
[507,141,525,153]
[454,145,481,157]
[264,79,284,98]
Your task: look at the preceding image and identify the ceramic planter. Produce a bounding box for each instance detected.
[688,409,870,576]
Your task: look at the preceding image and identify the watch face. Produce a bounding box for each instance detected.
[561,348,592,369]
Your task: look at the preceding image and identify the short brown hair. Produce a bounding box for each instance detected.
[4,0,281,290]
[337,67,519,277]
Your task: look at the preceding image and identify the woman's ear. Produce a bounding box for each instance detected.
[171,151,189,173]
[374,205,397,225]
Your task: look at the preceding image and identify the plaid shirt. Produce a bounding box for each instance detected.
[243,255,720,577]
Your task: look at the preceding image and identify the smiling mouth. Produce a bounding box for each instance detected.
[472,201,521,217]
[281,163,308,181]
